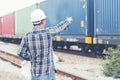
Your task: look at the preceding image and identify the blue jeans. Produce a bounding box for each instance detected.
[31,72,56,80]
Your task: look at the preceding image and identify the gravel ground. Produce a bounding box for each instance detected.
[0,42,73,80]
[0,59,27,80]
[55,51,120,80]
[0,41,120,80]
[0,58,72,80]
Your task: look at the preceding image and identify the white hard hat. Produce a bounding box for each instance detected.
[31,9,47,22]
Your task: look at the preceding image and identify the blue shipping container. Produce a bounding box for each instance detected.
[95,0,120,35]
[40,0,87,35]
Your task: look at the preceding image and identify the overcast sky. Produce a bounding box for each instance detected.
[0,0,45,16]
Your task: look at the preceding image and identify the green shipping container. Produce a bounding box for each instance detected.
[15,6,35,38]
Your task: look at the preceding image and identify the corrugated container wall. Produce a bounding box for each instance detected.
[2,13,15,36]
[95,0,120,35]
[15,6,35,38]
[40,0,87,35]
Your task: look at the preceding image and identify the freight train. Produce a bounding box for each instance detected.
[0,0,120,54]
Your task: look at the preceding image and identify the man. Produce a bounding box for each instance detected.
[18,9,73,80]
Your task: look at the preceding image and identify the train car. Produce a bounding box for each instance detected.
[0,6,35,42]
[40,0,120,53]
[15,6,35,38]
[86,0,120,54]
[0,13,15,41]
[0,0,120,54]
[40,0,87,49]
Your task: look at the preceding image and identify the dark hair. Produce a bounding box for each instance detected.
[32,19,45,26]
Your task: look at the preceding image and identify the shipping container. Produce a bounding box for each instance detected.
[2,13,15,37]
[95,0,120,35]
[40,0,87,45]
[15,6,35,38]
[40,0,87,35]
[94,0,120,45]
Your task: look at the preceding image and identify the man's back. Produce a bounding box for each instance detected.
[18,16,72,80]
[25,26,55,77]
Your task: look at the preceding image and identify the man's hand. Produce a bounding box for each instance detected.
[66,17,73,23]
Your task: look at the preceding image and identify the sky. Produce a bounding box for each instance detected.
[0,0,45,17]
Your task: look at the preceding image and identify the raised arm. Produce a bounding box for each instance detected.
[47,17,73,36]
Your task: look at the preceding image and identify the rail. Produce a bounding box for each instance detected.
[0,49,86,80]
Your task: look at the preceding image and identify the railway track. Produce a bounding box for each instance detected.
[0,40,104,58]
[55,48,104,59]
[0,49,86,80]
[0,50,23,68]
[56,69,85,80]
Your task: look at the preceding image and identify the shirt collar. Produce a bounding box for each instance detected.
[33,26,46,32]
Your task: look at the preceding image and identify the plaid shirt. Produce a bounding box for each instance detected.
[18,19,70,77]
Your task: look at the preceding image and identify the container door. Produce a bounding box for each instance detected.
[15,6,35,38]
[95,0,120,35]
[95,0,120,44]
[2,13,15,37]
[40,0,87,35]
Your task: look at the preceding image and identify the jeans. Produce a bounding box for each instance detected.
[31,72,56,80]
